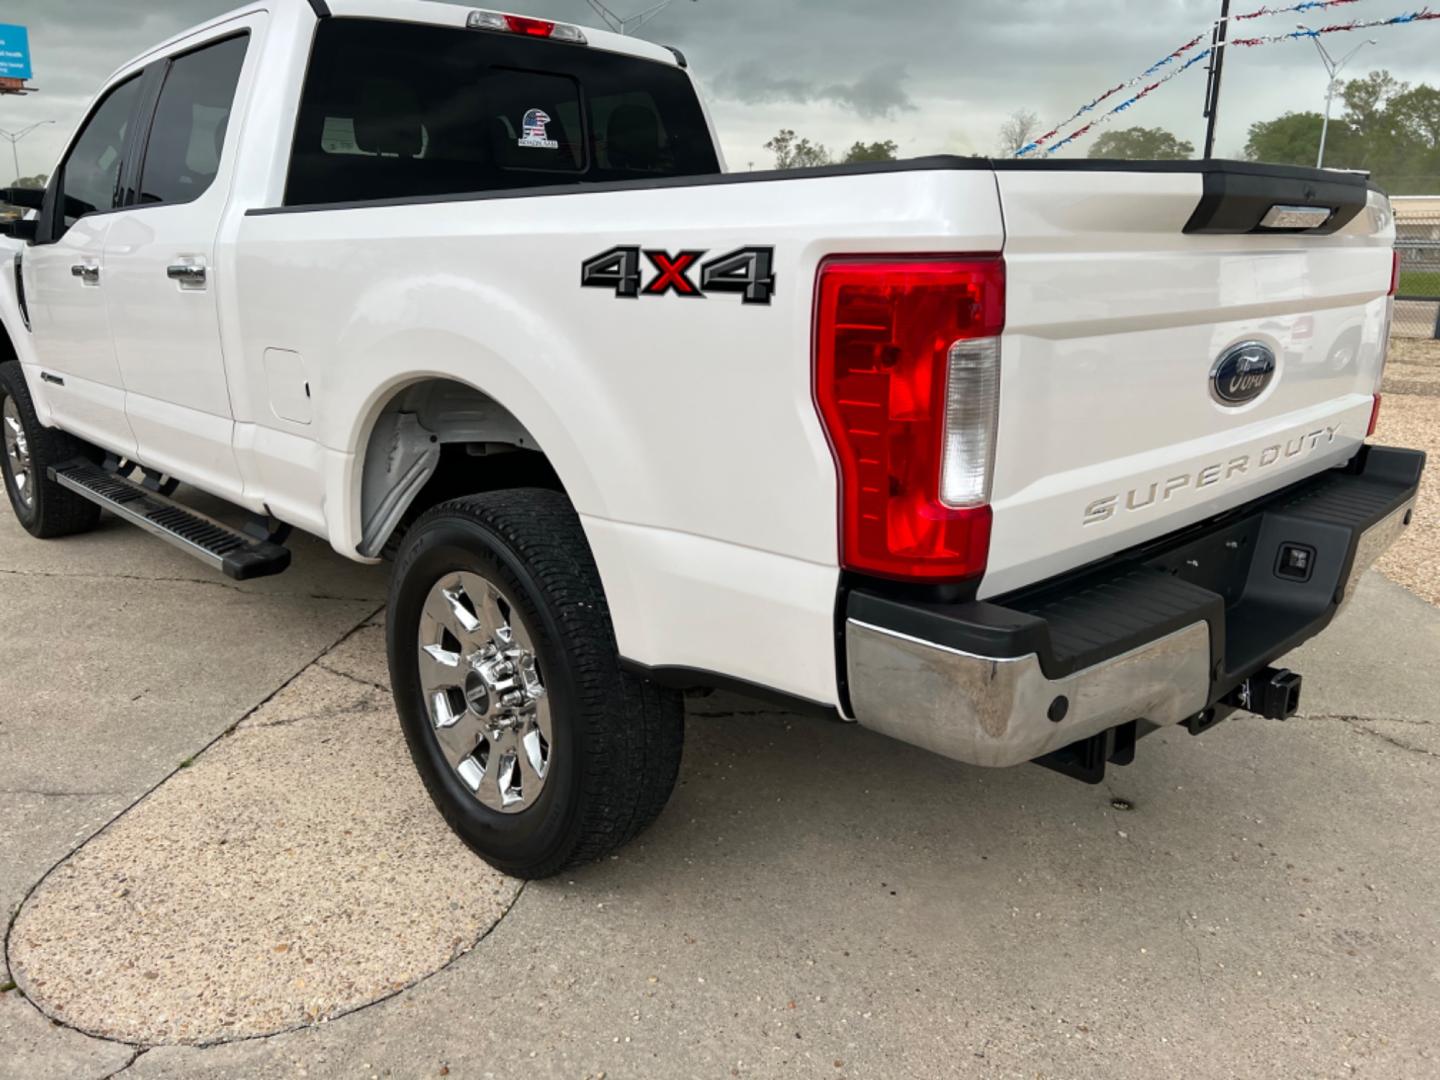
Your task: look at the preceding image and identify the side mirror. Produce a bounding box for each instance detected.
[1,186,45,211]
[0,218,39,242]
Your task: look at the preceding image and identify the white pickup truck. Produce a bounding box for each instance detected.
[0,0,1425,877]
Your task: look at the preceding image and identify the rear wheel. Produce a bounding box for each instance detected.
[0,362,101,538]
[387,489,684,879]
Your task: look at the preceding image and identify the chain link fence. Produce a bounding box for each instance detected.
[1394,209,1440,340]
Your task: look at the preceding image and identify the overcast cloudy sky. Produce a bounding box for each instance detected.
[2,0,1438,180]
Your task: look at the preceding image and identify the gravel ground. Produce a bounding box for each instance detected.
[1376,338,1440,605]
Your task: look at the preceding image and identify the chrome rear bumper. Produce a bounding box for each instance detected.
[843,451,1421,772]
[847,620,1211,768]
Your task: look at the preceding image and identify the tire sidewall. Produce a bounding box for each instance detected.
[0,369,40,530]
[388,512,583,873]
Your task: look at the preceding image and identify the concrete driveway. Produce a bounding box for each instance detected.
[3,490,1439,1080]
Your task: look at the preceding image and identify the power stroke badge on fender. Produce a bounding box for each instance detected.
[1211,341,1278,407]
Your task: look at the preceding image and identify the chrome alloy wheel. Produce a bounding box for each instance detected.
[3,396,33,510]
[418,571,551,813]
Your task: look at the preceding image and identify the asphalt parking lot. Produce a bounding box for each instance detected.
[3,379,1439,1078]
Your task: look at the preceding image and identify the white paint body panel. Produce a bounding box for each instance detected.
[984,173,1394,597]
[231,168,1005,703]
[0,0,1398,709]
[21,216,139,454]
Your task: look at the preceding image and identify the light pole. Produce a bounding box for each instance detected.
[0,120,54,183]
[584,0,697,36]
[1298,26,1378,169]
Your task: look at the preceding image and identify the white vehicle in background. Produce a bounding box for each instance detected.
[0,0,1424,878]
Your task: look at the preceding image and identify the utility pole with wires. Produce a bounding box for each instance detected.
[1201,0,1231,159]
[0,120,53,184]
[583,0,697,36]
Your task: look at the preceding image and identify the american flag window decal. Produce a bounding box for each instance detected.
[517,108,559,150]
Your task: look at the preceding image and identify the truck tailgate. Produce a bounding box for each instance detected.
[982,163,1394,598]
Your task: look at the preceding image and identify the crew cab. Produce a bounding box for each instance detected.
[0,0,1424,878]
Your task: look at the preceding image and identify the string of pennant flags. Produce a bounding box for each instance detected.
[1230,6,1439,43]
[1019,45,1216,157]
[1016,1,1440,158]
[1017,0,1370,156]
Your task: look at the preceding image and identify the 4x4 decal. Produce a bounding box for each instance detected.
[582,245,776,305]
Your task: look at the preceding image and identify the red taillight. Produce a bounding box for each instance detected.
[1368,394,1383,437]
[814,257,1005,582]
[1390,250,1401,296]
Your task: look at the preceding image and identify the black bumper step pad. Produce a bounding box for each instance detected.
[48,459,291,581]
[1007,566,1221,676]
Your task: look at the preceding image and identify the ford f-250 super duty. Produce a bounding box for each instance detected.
[0,0,1426,878]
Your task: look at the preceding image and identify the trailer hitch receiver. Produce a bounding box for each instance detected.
[1225,667,1302,720]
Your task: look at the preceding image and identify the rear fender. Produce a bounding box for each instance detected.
[323,280,644,557]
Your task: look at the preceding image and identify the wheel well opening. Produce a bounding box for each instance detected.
[359,378,564,559]
[0,319,18,367]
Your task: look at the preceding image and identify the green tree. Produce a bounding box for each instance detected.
[764,129,832,169]
[1390,84,1440,149]
[842,140,899,164]
[1242,72,1439,193]
[1341,71,1408,138]
[1088,126,1194,160]
[1243,111,1359,167]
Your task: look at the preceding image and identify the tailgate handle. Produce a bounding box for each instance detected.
[1259,205,1334,230]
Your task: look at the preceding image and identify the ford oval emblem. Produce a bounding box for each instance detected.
[1211,341,1277,406]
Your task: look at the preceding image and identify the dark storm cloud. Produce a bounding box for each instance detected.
[715,61,913,119]
[2,0,1438,173]
[825,69,914,118]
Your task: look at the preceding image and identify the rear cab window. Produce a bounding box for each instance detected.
[284,18,719,207]
[136,34,249,207]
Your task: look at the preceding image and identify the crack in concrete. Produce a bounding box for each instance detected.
[1298,712,1430,727]
[0,788,126,799]
[2,602,387,1053]
[4,600,534,1055]
[1302,713,1440,759]
[312,661,390,696]
[1240,711,1438,759]
[1343,720,1440,760]
[0,566,382,604]
[97,1047,147,1080]
[240,697,380,730]
[160,878,530,1052]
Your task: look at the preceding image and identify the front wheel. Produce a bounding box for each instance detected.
[386,490,684,879]
[0,362,101,538]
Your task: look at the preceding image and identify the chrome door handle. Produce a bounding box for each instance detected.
[167,263,207,289]
[70,263,100,284]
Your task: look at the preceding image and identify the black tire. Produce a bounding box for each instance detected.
[0,362,102,538]
[386,489,684,879]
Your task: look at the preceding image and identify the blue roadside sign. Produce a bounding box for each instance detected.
[0,25,33,82]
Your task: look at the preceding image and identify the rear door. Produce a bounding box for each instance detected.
[983,163,1393,598]
[102,28,252,499]
[23,73,147,455]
